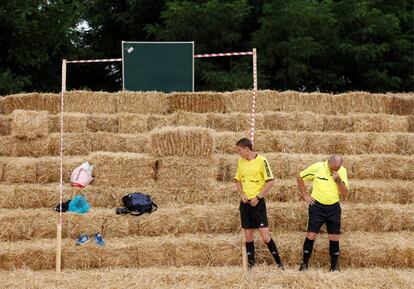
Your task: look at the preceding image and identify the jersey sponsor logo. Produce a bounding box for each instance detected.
[264,160,271,177]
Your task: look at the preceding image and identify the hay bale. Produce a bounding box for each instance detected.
[352,114,409,133]
[0,267,413,289]
[47,133,94,156]
[150,126,214,157]
[349,180,414,204]
[167,92,225,113]
[2,157,37,183]
[81,185,154,208]
[11,110,48,139]
[387,93,414,115]
[207,113,265,132]
[13,137,50,157]
[86,114,118,133]
[396,134,414,155]
[118,91,168,114]
[214,131,243,154]
[48,113,87,133]
[224,90,288,113]
[263,112,324,132]
[216,152,414,181]
[0,184,66,209]
[0,232,412,270]
[155,157,216,190]
[0,115,11,135]
[147,114,175,131]
[323,115,353,132]
[174,111,208,127]
[215,130,409,155]
[1,93,59,114]
[64,91,118,114]
[0,136,49,157]
[118,114,150,133]
[122,134,149,153]
[92,132,126,153]
[36,156,87,184]
[92,152,156,187]
[349,155,414,180]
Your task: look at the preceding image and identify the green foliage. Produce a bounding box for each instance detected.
[0,0,412,94]
[0,0,83,95]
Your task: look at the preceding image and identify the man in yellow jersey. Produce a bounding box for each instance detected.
[296,154,350,272]
[234,138,283,269]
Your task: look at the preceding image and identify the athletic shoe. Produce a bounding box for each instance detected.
[330,266,340,272]
[299,263,309,271]
[94,233,105,246]
[76,234,90,245]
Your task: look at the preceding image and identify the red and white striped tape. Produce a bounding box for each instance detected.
[250,49,257,145]
[66,51,254,63]
[67,58,122,64]
[194,51,253,58]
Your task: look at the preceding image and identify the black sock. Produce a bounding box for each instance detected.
[329,240,340,269]
[303,237,314,264]
[246,241,255,267]
[266,238,282,265]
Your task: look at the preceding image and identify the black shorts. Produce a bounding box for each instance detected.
[307,201,341,234]
[239,198,269,229]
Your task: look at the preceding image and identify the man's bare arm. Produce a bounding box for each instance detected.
[296,175,315,205]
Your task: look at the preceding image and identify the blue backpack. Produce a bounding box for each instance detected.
[118,193,157,216]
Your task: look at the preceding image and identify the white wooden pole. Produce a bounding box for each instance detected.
[56,59,66,273]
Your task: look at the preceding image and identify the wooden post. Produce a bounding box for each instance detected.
[56,59,66,273]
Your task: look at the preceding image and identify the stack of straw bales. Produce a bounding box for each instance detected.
[0,232,412,270]
[150,127,216,190]
[92,152,156,187]
[1,203,411,242]
[214,130,414,155]
[223,90,414,115]
[0,267,412,289]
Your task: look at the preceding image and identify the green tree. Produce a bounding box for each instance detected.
[332,0,413,92]
[145,0,253,91]
[252,0,341,92]
[70,0,165,91]
[0,0,83,95]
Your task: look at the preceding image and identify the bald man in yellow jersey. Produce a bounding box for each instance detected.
[234,138,284,269]
[297,154,350,272]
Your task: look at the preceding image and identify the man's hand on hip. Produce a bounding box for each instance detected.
[250,197,259,207]
[304,194,315,205]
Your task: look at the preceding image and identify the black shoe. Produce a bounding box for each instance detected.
[299,263,308,271]
[330,266,340,272]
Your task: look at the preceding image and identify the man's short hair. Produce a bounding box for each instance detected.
[236,138,253,150]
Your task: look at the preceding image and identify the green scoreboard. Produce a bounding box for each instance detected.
[122,41,194,92]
